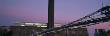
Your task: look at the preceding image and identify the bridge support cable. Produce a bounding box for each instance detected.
[38,6,110,35]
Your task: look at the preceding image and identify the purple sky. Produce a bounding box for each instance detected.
[0,0,103,25]
[0,0,110,36]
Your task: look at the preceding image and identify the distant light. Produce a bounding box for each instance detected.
[73,26,78,28]
[25,23,33,25]
[25,23,43,26]
[34,23,43,25]
[21,25,25,26]
[41,26,47,27]
[70,26,78,29]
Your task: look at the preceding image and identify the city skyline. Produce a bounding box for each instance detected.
[0,0,110,36]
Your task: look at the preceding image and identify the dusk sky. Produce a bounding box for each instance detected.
[0,0,110,36]
[0,0,106,25]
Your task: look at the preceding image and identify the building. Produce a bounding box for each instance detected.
[14,22,62,28]
[9,22,62,36]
